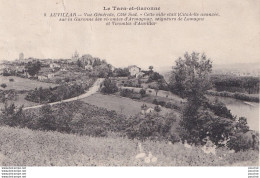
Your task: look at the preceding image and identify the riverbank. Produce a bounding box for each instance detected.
[207,95,259,131]
[206,90,259,103]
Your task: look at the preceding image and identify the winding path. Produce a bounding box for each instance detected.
[23,78,104,110]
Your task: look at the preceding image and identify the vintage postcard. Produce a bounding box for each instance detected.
[0,0,259,171]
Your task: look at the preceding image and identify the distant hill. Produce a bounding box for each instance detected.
[213,62,260,70]
[156,63,260,80]
[213,63,260,77]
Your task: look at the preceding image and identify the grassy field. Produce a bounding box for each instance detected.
[0,76,57,91]
[81,93,173,116]
[120,86,185,103]
[0,126,258,166]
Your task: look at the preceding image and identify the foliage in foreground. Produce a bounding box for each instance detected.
[0,101,179,143]
[0,126,258,166]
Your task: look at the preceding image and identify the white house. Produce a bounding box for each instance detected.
[145,107,154,114]
[84,64,93,71]
[136,71,145,78]
[128,65,141,76]
[50,63,61,69]
[38,75,48,80]
[47,73,55,78]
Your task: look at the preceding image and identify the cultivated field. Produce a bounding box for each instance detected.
[81,93,173,116]
[0,76,57,91]
[0,126,258,166]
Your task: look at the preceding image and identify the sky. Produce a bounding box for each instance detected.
[0,0,259,70]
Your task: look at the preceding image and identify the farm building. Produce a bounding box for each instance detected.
[38,75,48,80]
[50,63,61,69]
[128,65,141,76]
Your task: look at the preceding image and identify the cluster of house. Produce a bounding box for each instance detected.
[37,62,62,81]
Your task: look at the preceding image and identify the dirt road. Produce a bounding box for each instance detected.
[23,78,104,110]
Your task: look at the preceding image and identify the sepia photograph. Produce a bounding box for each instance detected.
[0,0,259,172]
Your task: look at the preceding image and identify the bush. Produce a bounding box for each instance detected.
[38,105,57,131]
[125,113,178,141]
[227,131,259,152]
[139,89,146,97]
[165,102,173,108]
[152,99,158,105]
[158,101,166,107]
[154,105,161,112]
[120,89,133,97]
[206,99,234,119]
[179,102,235,146]
[9,78,14,82]
[25,83,87,103]
[101,78,118,94]
[1,83,7,88]
[0,103,24,127]
[5,101,128,138]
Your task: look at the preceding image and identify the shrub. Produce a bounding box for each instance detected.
[0,103,24,127]
[64,77,70,82]
[9,78,14,82]
[25,83,86,103]
[179,102,235,146]
[101,78,118,94]
[1,83,7,88]
[139,89,146,97]
[206,99,234,119]
[165,102,172,108]
[227,131,259,152]
[141,103,147,110]
[154,105,161,112]
[158,101,166,107]
[130,93,141,100]
[152,99,158,105]
[125,113,178,141]
[38,105,57,131]
[120,89,133,97]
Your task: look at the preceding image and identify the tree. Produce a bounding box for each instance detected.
[154,86,159,96]
[149,66,153,71]
[1,83,7,88]
[169,52,212,98]
[114,68,130,77]
[148,72,163,82]
[125,112,178,141]
[38,104,56,131]
[154,105,161,112]
[25,61,41,76]
[139,89,146,97]
[101,78,118,94]
[172,52,236,146]
[0,103,24,127]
